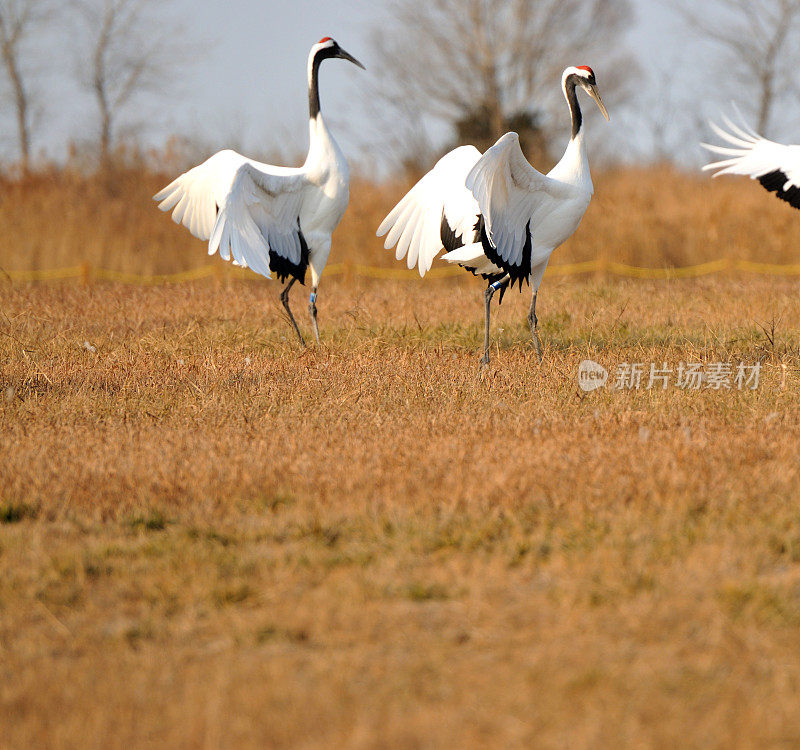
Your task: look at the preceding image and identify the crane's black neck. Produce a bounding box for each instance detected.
[565,74,584,140]
[308,46,338,120]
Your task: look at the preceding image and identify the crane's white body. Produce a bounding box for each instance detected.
[703,114,800,210]
[452,130,594,288]
[155,121,347,287]
[379,68,598,292]
[155,39,359,290]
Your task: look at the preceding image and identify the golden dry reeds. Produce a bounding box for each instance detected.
[1,163,800,277]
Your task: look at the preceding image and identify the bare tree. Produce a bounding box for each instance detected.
[365,0,634,173]
[71,0,185,167]
[0,0,50,169]
[672,0,800,135]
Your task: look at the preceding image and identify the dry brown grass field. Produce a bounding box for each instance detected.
[2,167,800,748]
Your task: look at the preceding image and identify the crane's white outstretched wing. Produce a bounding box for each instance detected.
[703,116,800,210]
[377,146,482,276]
[466,132,576,268]
[209,162,308,279]
[154,150,309,278]
[155,150,248,241]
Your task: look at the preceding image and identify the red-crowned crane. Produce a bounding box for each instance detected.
[378,66,609,365]
[703,113,800,210]
[154,38,365,345]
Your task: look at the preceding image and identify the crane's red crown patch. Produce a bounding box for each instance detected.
[319,37,333,44]
[577,66,595,76]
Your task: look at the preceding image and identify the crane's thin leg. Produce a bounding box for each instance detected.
[482,276,510,367]
[308,286,320,345]
[527,290,543,359]
[280,278,305,346]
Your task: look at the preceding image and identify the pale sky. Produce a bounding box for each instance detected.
[3,0,793,170]
[19,0,392,163]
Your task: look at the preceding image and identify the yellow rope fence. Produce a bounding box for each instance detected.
[3,258,800,285]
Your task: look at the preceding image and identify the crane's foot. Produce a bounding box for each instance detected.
[533,335,543,359]
[530,325,543,360]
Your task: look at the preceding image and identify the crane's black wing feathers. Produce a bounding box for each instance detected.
[477,216,532,292]
[441,212,533,305]
[759,170,800,210]
[269,221,310,284]
[440,210,465,254]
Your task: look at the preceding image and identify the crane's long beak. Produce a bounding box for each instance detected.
[337,48,366,70]
[589,85,610,121]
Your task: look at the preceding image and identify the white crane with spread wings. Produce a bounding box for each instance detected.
[378,66,609,365]
[154,38,365,345]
